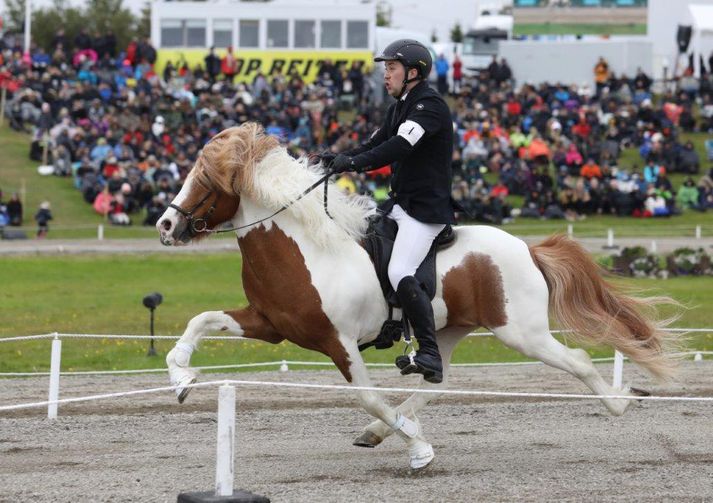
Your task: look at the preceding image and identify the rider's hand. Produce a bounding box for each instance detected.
[319,151,337,167]
[330,154,356,174]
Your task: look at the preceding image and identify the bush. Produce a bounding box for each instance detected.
[666,248,713,276]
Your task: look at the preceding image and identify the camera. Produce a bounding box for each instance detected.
[142,292,163,309]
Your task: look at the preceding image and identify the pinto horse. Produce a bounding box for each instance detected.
[157,123,677,470]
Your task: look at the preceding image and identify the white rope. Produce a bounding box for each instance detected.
[1,353,709,378]
[0,327,709,343]
[1,377,712,414]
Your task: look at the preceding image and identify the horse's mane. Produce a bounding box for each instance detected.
[195,123,374,249]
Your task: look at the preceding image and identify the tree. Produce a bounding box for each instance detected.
[136,1,152,40]
[376,1,391,27]
[450,22,463,44]
[3,0,28,32]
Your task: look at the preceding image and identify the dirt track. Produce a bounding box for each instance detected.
[1,361,712,502]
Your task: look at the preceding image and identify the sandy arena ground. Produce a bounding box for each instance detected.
[1,361,712,502]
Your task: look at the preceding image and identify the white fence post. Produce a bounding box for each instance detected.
[650,240,657,253]
[97,224,104,241]
[612,350,624,389]
[279,360,289,372]
[567,224,573,238]
[215,384,235,497]
[695,225,702,240]
[606,228,615,248]
[48,334,62,420]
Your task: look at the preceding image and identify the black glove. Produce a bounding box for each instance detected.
[319,151,336,166]
[330,154,357,174]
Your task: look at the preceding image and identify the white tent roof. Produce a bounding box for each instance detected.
[689,4,713,34]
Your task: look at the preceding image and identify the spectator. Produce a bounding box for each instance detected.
[594,56,610,96]
[435,54,449,95]
[221,46,239,83]
[204,47,221,83]
[6,193,23,226]
[34,201,53,238]
[580,158,602,180]
[676,177,701,210]
[452,55,462,94]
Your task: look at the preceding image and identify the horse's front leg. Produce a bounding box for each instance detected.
[353,328,468,448]
[166,306,282,403]
[336,335,435,470]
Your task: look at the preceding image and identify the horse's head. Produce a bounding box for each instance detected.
[157,122,279,246]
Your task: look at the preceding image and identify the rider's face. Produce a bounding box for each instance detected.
[384,61,407,98]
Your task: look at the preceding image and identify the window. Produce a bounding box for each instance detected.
[346,20,368,49]
[320,20,341,48]
[239,19,259,48]
[161,19,183,48]
[213,19,233,48]
[186,19,206,47]
[267,19,288,48]
[294,20,315,48]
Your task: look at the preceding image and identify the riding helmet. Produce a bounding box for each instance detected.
[374,39,432,80]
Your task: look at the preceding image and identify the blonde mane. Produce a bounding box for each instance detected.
[196,123,374,249]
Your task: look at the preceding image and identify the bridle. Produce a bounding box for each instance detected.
[168,168,335,237]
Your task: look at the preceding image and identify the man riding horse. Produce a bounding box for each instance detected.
[326,39,455,384]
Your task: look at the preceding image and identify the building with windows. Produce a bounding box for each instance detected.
[151,0,376,82]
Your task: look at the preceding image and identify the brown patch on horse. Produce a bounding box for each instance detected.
[238,224,352,381]
[442,253,508,329]
[224,306,285,345]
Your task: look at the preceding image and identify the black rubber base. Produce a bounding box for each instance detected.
[177,490,270,503]
[395,355,443,384]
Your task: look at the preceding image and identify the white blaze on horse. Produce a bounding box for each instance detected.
[156,123,678,470]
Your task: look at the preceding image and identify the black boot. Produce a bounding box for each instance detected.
[394,276,443,384]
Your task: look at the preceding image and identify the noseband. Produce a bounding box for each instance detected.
[169,187,217,235]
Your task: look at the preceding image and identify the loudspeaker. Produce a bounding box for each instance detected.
[677,25,692,53]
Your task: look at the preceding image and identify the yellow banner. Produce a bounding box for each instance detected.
[156,49,374,84]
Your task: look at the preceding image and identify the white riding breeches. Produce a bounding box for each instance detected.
[387,204,446,292]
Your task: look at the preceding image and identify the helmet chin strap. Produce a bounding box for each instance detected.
[395,69,421,100]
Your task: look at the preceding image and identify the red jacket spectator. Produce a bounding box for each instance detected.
[221,47,239,81]
[572,118,591,139]
[580,160,602,179]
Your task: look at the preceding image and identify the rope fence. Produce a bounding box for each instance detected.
[2,350,711,500]
[0,328,710,420]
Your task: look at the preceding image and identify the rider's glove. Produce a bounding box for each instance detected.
[319,151,337,167]
[330,154,358,174]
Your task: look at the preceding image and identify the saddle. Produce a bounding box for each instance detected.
[359,213,456,352]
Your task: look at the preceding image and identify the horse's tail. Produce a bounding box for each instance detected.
[529,234,681,380]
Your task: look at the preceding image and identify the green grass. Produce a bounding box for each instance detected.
[0,254,711,373]
[514,23,647,36]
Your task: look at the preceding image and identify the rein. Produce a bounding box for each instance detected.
[170,169,335,236]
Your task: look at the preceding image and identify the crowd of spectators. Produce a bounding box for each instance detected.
[2,28,713,231]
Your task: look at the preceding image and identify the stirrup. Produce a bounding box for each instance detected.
[394,355,443,384]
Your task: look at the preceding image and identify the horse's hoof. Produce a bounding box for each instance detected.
[176,376,197,404]
[353,431,383,448]
[630,387,650,400]
[409,443,434,470]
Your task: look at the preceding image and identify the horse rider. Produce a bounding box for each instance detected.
[327,39,456,384]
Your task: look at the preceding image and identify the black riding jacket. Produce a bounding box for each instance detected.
[345,81,456,225]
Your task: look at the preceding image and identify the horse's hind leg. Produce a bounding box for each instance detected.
[354,327,468,448]
[335,335,436,470]
[167,306,282,403]
[493,320,636,416]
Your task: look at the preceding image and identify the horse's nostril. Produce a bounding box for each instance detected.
[161,219,172,231]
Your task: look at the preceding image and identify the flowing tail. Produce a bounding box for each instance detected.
[529,235,681,380]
